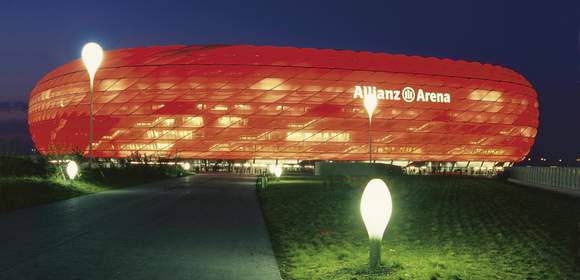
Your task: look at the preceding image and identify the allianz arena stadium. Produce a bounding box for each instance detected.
[28,45,538,167]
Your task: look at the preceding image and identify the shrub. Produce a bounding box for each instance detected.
[0,156,48,177]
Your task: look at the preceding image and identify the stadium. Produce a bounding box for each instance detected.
[28,45,539,171]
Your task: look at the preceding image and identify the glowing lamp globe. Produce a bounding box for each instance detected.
[66,161,79,180]
[81,42,104,85]
[361,178,392,238]
[181,162,191,171]
[274,164,283,178]
[268,164,276,174]
[360,178,393,270]
[363,93,378,121]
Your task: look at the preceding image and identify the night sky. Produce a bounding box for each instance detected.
[0,0,578,161]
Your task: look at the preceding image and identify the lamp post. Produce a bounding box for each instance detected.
[81,42,104,167]
[360,178,393,271]
[363,93,378,163]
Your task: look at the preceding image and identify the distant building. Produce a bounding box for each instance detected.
[28,45,538,169]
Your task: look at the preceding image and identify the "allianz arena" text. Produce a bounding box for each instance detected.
[353,85,452,103]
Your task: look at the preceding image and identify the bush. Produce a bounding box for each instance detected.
[76,163,185,187]
[0,156,49,177]
[0,154,187,185]
[0,155,189,213]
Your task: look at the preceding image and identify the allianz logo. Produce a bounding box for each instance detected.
[353,85,451,103]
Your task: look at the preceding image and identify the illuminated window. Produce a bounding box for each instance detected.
[40,90,52,101]
[159,118,175,127]
[234,104,251,110]
[209,143,231,151]
[217,116,246,127]
[482,91,502,102]
[152,104,165,110]
[212,105,228,111]
[102,129,125,140]
[250,78,285,90]
[120,142,174,151]
[145,130,160,139]
[144,129,192,140]
[286,131,350,142]
[135,117,164,127]
[287,119,316,129]
[183,116,203,127]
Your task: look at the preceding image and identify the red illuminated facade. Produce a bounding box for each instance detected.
[28,45,538,162]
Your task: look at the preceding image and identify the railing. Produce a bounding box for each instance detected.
[506,167,580,192]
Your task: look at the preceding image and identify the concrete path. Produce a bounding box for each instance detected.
[0,174,281,280]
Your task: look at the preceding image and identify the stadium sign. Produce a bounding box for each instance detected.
[353,85,451,103]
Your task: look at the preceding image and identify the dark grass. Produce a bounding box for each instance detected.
[259,175,580,279]
[0,164,187,213]
[0,177,106,212]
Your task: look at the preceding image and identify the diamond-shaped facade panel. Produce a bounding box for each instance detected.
[28,45,539,162]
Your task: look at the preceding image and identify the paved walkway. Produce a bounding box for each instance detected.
[0,174,281,280]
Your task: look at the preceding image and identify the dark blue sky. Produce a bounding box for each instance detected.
[0,0,578,159]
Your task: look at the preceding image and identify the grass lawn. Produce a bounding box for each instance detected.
[0,166,186,213]
[0,177,108,213]
[259,175,580,279]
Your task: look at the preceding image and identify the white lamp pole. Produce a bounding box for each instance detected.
[360,178,393,271]
[81,42,104,167]
[363,93,378,163]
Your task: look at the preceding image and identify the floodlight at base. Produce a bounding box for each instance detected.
[360,178,393,271]
[181,162,191,171]
[274,164,283,178]
[66,160,79,180]
[268,164,276,174]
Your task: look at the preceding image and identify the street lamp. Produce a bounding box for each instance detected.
[81,42,104,167]
[66,160,79,180]
[363,93,378,163]
[360,178,393,271]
